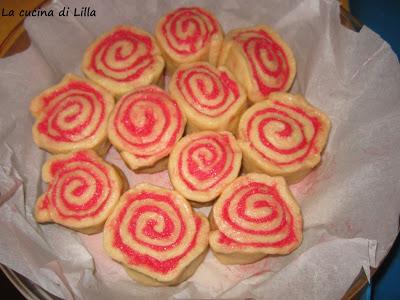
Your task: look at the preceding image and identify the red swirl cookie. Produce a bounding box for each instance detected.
[82,25,164,96]
[107,85,186,172]
[169,62,247,133]
[155,7,223,74]
[169,131,242,205]
[219,25,296,103]
[238,92,331,183]
[103,183,209,286]
[34,150,126,234]
[30,74,114,155]
[209,173,302,264]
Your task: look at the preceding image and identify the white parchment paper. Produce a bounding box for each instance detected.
[0,0,399,299]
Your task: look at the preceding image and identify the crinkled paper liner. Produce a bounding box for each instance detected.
[0,0,399,299]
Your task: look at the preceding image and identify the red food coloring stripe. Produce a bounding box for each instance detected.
[233,29,290,96]
[177,133,234,191]
[37,81,105,142]
[113,87,183,158]
[246,101,321,166]
[219,182,297,248]
[46,151,112,220]
[112,191,202,274]
[220,71,240,99]
[128,204,184,252]
[161,7,218,56]
[40,195,50,210]
[175,65,240,117]
[56,170,104,212]
[89,28,156,82]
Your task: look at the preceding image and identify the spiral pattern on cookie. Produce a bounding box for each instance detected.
[170,132,241,204]
[35,80,108,144]
[108,86,185,162]
[241,99,322,167]
[173,63,241,117]
[160,7,219,57]
[213,175,300,249]
[87,27,159,83]
[233,28,291,96]
[105,187,206,274]
[45,151,114,222]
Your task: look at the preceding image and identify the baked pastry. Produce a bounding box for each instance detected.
[30,74,114,155]
[209,173,302,265]
[103,183,209,286]
[218,25,296,103]
[34,150,126,234]
[82,25,164,96]
[169,62,247,133]
[168,131,242,205]
[155,7,223,74]
[107,85,186,172]
[238,92,331,184]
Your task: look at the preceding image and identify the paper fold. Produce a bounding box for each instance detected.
[0,0,399,299]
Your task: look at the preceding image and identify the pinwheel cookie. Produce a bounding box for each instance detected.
[169,131,242,206]
[107,85,186,172]
[209,173,302,265]
[103,183,209,286]
[82,25,164,96]
[238,93,331,184]
[218,25,296,103]
[169,62,247,133]
[34,150,127,234]
[30,74,114,155]
[155,7,223,74]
